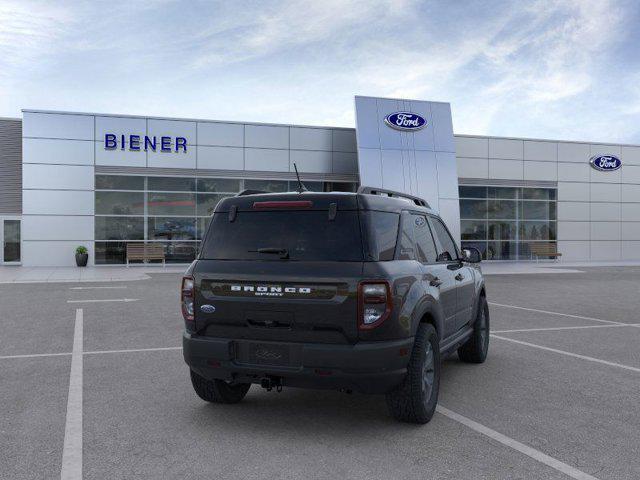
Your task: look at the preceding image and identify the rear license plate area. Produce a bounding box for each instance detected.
[234,342,300,367]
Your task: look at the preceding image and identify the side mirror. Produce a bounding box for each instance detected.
[462,247,482,263]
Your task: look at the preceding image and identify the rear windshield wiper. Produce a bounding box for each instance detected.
[249,247,290,259]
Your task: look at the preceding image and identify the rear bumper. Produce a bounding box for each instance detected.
[183,333,413,394]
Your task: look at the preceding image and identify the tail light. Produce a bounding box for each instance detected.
[358,281,392,330]
[181,276,195,328]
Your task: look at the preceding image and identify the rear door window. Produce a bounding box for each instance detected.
[429,217,459,262]
[201,210,363,261]
[361,211,399,261]
[413,214,438,263]
[397,214,416,260]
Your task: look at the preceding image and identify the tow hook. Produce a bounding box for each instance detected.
[260,376,283,392]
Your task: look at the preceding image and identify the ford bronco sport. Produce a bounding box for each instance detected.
[181,186,489,424]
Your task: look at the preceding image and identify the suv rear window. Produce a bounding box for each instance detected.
[201,211,364,261]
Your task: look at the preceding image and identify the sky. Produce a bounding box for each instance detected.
[1,0,639,143]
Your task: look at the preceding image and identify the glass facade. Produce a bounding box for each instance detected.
[94,175,358,264]
[459,186,557,260]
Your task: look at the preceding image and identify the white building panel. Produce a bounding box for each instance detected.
[23,138,94,166]
[590,144,622,157]
[245,125,289,149]
[23,164,94,190]
[590,203,621,222]
[622,241,640,259]
[557,142,590,163]
[147,148,196,169]
[558,162,590,182]
[22,240,94,267]
[95,144,147,167]
[558,182,589,202]
[197,146,243,170]
[557,222,590,240]
[414,150,439,210]
[622,223,640,240]
[197,122,244,147]
[23,190,95,215]
[147,119,196,143]
[354,97,380,150]
[622,184,640,202]
[23,112,94,140]
[524,161,557,181]
[621,146,640,166]
[590,166,621,184]
[622,203,640,221]
[590,183,620,202]
[558,202,590,221]
[332,152,358,174]
[290,128,332,151]
[488,159,523,180]
[406,99,436,152]
[376,98,406,151]
[357,149,382,190]
[455,136,488,158]
[290,150,332,174]
[590,222,621,240]
[332,130,357,152]
[95,116,146,143]
[430,102,454,153]
[244,148,289,171]
[590,241,621,260]
[22,215,93,241]
[438,198,461,245]
[457,157,488,179]
[622,165,640,183]
[436,152,459,199]
[380,149,405,192]
[488,138,523,160]
[557,241,590,261]
[524,141,557,161]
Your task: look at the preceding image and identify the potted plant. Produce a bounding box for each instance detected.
[75,246,88,267]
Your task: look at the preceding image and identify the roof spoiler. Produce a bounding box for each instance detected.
[357,186,430,208]
[236,189,268,196]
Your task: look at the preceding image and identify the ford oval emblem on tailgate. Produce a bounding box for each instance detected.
[200,304,216,313]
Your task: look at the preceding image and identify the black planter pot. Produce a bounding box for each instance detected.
[75,253,88,267]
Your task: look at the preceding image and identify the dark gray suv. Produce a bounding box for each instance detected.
[181,187,489,424]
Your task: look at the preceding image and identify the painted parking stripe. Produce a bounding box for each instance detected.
[489,302,626,326]
[66,298,138,304]
[61,308,83,480]
[83,346,181,355]
[69,286,127,290]
[492,323,640,334]
[437,406,599,480]
[0,352,72,360]
[491,334,640,373]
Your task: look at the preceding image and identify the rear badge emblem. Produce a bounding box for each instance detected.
[200,304,216,313]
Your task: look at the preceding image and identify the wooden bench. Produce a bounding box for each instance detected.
[530,243,562,262]
[126,244,165,267]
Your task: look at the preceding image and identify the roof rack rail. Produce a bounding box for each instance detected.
[357,186,430,208]
[236,189,268,196]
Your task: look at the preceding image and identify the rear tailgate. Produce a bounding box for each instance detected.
[193,260,363,344]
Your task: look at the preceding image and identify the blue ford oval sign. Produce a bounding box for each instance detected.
[200,304,216,314]
[590,155,621,171]
[384,112,427,131]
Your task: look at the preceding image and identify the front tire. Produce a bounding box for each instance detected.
[190,369,251,404]
[458,295,490,363]
[386,323,440,424]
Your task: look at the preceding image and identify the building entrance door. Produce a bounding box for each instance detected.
[0,217,21,264]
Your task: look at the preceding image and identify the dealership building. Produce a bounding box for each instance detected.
[0,95,639,267]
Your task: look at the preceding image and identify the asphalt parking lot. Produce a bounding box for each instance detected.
[1,267,640,479]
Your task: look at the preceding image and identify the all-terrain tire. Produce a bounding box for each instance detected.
[190,369,251,404]
[458,295,490,364]
[386,323,440,424]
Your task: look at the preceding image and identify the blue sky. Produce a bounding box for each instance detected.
[1,0,639,142]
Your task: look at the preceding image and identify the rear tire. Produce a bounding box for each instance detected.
[458,295,490,363]
[386,323,440,424]
[190,369,251,404]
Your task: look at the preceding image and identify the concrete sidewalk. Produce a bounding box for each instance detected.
[0,265,187,283]
[481,259,640,275]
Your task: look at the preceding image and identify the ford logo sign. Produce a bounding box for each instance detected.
[590,155,621,171]
[384,112,427,131]
[200,304,216,314]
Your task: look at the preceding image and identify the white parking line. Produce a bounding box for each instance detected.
[66,298,139,304]
[84,346,181,355]
[69,286,127,290]
[437,406,599,480]
[61,308,83,480]
[492,323,640,334]
[489,302,626,326]
[0,352,72,360]
[491,334,640,373]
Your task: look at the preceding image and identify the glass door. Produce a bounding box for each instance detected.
[1,218,21,264]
